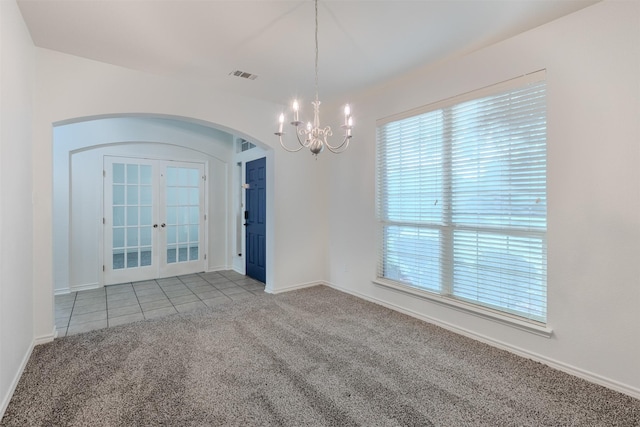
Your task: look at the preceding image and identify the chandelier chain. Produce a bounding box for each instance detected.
[314,0,319,104]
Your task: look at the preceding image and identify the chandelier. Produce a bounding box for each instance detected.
[275,0,353,156]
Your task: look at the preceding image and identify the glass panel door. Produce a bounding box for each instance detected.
[160,163,205,277]
[104,157,157,284]
[104,157,206,285]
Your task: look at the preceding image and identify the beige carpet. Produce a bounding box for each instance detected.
[2,286,639,426]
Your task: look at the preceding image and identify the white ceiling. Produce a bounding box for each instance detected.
[18,0,598,105]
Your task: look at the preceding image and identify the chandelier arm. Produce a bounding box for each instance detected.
[277,134,306,152]
[323,123,350,151]
[320,125,332,138]
[324,135,351,153]
[295,127,313,148]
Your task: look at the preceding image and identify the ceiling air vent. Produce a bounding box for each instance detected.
[229,70,258,80]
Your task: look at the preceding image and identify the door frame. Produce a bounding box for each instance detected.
[232,146,270,280]
[244,157,266,283]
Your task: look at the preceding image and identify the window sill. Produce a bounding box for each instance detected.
[372,278,553,338]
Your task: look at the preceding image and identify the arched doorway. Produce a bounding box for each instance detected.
[52,115,272,294]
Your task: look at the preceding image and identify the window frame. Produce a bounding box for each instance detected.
[375,70,551,337]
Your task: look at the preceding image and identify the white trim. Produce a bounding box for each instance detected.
[0,340,34,419]
[34,326,56,345]
[265,280,320,295]
[373,278,552,338]
[69,282,101,293]
[321,280,640,400]
[54,287,71,296]
[207,265,230,272]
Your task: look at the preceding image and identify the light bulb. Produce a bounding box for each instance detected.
[344,104,351,125]
[278,113,284,133]
[293,100,299,122]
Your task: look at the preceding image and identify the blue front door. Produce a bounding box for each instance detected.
[245,157,266,283]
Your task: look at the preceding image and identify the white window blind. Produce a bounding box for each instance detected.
[376,72,547,323]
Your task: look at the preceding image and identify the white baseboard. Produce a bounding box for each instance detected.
[34,326,57,345]
[232,258,244,274]
[54,287,71,296]
[265,280,321,295]
[70,282,101,293]
[0,339,35,420]
[207,265,230,272]
[322,280,640,400]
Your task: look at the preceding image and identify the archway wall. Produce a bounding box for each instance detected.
[35,48,329,339]
[53,116,235,293]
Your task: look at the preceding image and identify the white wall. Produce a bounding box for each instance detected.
[0,0,35,415]
[326,0,640,397]
[53,117,235,293]
[33,48,329,340]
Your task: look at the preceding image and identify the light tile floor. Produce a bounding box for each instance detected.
[55,270,265,337]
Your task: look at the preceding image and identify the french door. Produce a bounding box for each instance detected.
[104,156,206,285]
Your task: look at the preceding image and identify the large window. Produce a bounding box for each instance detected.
[376,72,547,324]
